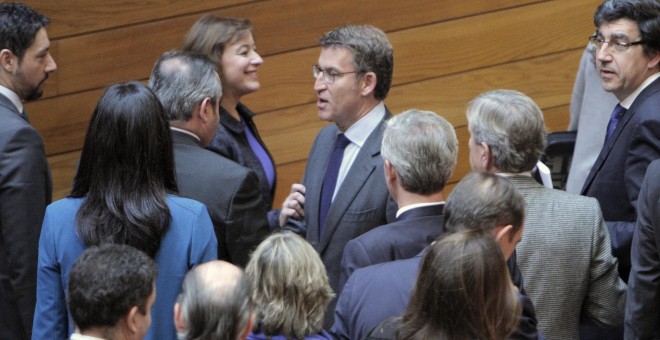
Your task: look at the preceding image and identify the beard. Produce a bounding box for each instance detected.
[14,68,46,102]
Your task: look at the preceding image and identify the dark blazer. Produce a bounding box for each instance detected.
[286,109,397,327]
[206,103,276,211]
[0,93,51,340]
[171,129,270,267]
[581,77,660,282]
[331,250,540,340]
[339,204,444,291]
[625,159,660,338]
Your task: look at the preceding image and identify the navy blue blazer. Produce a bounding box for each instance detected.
[625,159,660,338]
[331,250,540,340]
[338,204,444,291]
[581,77,660,282]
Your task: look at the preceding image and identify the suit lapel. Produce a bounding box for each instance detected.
[317,113,389,253]
[581,78,660,194]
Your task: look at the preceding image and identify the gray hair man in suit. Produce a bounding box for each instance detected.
[278,25,398,327]
[0,3,57,339]
[466,89,626,339]
[174,261,254,340]
[148,50,269,267]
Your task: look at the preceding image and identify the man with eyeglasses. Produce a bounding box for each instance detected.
[579,1,660,338]
[279,24,397,328]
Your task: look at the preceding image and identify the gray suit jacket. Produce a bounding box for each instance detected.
[287,109,396,327]
[0,93,51,339]
[171,129,269,267]
[511,176,626,339]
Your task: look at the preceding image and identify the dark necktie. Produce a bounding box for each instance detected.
[319,133,351,236]
[604,104,626,145]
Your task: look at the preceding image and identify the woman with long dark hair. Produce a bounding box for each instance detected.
[32,81,217,340]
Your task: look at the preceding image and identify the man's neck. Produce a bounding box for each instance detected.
[396,190,445,210]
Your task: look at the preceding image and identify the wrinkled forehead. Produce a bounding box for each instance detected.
[596,18,641,39]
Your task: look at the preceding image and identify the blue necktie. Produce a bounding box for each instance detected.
[319,133,350,236]
[604,104,626,145]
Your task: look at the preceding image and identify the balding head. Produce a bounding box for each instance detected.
[175,261,253,340]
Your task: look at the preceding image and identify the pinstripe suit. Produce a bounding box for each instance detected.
[510,176,626,340]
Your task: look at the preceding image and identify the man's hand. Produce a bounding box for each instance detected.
[279,183,306,227]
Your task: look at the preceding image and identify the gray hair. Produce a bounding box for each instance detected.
[177,261,252,340]
[444,172,525,239]
[148,50,222,122]
[381,109,458,195]
[245,233,334,339]
[466,89,546,173]
[320,25,393,100]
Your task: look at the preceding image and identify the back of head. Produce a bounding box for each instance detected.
[594,0,660,56]
[177,261,252,340]
[319,24,393,100]
[148,50,222,122]
[67,244,157,336]
[398,231,521,340]
[444,172,525,237]
[245,233,334,339]
[466,89,546,173]
[381,109,458,195]
[0,2,48,60]
[182,15,253,69]
[71,81,176,257]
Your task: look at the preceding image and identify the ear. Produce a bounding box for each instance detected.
[359,72,377,97]
[480,142,496,171]
[125,306,140,334]
[0,49,17,72]
[383,159,397,186]
[199,97,214,123]
[494,224,513,243]
[174,302,186,333]
[647,50,660,70]
[239,312,255,340]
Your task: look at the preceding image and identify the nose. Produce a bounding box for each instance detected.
[250,51,263,66]
[595,43,612,63]
[45,52,57,72]
[314,71,326,91]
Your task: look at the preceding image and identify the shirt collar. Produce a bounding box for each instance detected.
[620,72,660,109]
[70,333,107,340]
[0,85,23,113]
[396,201,445,219]
[170,126,201,142]
[343,101,385,148]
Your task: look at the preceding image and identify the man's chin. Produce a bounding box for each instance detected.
[22,88,43,102]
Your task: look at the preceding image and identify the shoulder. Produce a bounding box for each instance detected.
[166,195,209,215]
[46,197,83,215]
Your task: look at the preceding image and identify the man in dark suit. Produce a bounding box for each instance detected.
[626,159,660,338]
[149,50,269,267]
[338,109,457,291]
[580,0,660,284]
[332,173,540,340]
[0,3,56,339]
[279,25,397,326]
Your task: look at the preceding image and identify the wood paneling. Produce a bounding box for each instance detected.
[23,0,600,201]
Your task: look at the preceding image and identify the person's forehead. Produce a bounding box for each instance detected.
[26,27,50,54]
[318,46,354,68]
[597,18,640,38]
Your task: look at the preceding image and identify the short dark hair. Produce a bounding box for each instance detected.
[444,172,525,240]
[148,50,221,122]
[0,2,49,60]
[319,25,393,100]
[594,0,660,56]
[67,244,157,332]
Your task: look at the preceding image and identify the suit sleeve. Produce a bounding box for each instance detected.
[583,200,626,327]
[0,125,49,336]
[225,169,270,267]
[32,207,68,340]
[611,115,660,279]
[625,162,660,338]
[339,239,373,292]
[191,204,219,266]
[330,272,355,340]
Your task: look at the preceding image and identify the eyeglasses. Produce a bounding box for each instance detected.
[312,65,358,84]
[588,35,646,53]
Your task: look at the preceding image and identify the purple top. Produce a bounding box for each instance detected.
[243,118,275,189]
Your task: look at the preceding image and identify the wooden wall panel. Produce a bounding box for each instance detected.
[13,0,601,201]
